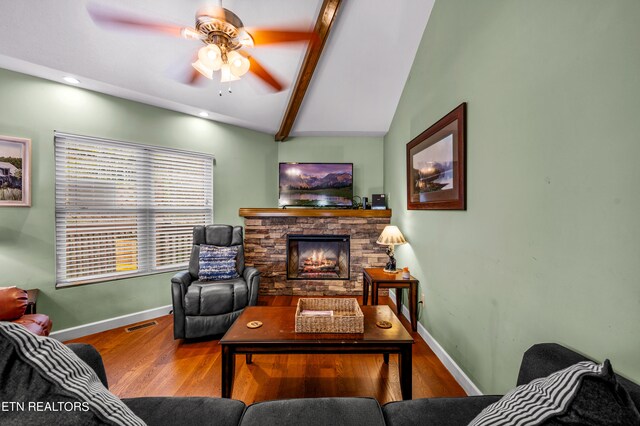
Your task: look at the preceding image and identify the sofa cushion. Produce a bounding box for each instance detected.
[0,321,144,425]
[0,286,28,321]
[517,343,640,410]
[543,369,640,425]
[12,313,53,336]
[67,343,109,388]
[198,245,240,281]
[240,397,385,426]
[184,279,248,316]
[123,396,246,426]
[383,396,501,426]
[470,360,640,426]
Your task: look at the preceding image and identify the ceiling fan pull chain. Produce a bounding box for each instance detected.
[217,86,233,97]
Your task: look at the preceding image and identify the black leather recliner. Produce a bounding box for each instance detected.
[171,225,260,339]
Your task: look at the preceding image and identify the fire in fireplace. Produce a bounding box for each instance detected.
[287,235,350,280]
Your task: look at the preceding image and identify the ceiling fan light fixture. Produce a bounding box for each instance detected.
[227,50,250,77]
[192,59,213,79]
[220,63,240,83]
[198,44,223,71]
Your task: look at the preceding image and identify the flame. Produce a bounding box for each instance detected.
[309,250,327,265]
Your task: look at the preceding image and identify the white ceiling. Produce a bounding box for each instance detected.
[0,0,434,138]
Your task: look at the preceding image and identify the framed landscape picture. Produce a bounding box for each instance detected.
[0,135,31,207]
[406,103,466,210]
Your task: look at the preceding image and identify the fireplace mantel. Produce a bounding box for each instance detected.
[239,208,391,218]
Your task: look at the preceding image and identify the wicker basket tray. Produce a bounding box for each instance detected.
[295,298,364,333]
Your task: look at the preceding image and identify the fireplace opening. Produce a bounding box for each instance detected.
[287,235,350,280]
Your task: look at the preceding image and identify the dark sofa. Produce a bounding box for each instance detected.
[65,342,639,426]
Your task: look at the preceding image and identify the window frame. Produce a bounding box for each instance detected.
[54,132,214,288]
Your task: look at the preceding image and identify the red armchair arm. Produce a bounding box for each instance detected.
[0,287,28,321]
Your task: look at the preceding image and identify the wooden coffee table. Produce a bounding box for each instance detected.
[219,305,414,400]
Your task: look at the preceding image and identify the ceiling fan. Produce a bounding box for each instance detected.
[87,1,318,92]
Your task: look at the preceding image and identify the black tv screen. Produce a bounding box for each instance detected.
[279,163,353,207]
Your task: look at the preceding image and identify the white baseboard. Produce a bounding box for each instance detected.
[50,304,172,342]
[389,291,482,396]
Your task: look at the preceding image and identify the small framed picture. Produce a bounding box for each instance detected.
[406,103,466,210]
[0,135,31,207]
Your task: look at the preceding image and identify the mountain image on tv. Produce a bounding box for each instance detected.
[279,163,353,207]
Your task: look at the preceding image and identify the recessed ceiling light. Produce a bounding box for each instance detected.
[198,111,209,118]
[63,76,80,85]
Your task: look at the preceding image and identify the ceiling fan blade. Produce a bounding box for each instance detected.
[240,52,285,92]
[244,29,319,46]
[87,3,197,39]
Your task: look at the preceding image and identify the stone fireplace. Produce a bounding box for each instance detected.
[240,208,391,296]
[287,235,350,280]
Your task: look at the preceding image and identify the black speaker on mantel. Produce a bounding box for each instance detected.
[371,194,387,210]
[362,197,369,210]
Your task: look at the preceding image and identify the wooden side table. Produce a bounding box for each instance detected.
[363,268,419,332]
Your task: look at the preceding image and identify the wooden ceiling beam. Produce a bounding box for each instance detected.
[274,0,342,141]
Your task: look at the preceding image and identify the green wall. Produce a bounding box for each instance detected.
[0,68,278,330]
[278,135,384,200]
[0,69,385,332]
[384,0,640,393]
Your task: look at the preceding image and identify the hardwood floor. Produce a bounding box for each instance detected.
[66,295,466,404]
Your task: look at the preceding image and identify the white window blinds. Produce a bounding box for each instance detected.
[54,132,213,287]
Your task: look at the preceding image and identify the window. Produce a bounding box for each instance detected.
[54,132,213,287]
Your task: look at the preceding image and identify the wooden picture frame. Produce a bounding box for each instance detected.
[0,135,31,207]
[406,103,466,210]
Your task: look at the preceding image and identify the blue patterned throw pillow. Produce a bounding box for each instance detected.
[198,245,240,281]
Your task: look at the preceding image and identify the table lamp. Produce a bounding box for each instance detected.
[376,225,407,272]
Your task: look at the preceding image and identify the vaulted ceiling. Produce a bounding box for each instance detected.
[0,0,434,139]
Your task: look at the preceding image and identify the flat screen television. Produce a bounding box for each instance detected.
[279,162,353,207]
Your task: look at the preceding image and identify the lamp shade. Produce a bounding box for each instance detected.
[191,59,213,79]
[220,63,241,82]
[376,226,407,246]
[198,44,223,71]
[227,50,250,77]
